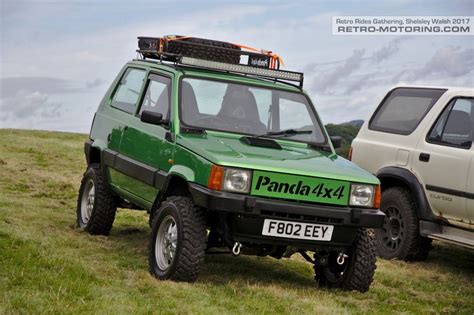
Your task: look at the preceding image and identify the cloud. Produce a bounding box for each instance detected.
[402,46,474,82]
[0,77,78,121]
[2,2,473,131]
[306,37,410,96]
[344,73,378,94]
[0,0,30,18]
[311,49,366,95]
[0,77,76,98]
[371,37,409,63]
[0,90,62,119]
[85,78,104,89]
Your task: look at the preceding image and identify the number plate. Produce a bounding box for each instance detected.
[262,219,334,241]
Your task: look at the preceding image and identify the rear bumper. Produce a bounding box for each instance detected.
[189,183,385,249]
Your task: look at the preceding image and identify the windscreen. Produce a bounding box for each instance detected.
[180,78,326,144]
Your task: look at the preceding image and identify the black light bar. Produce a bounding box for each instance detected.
[180,56,304,84]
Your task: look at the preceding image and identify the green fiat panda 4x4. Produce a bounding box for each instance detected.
[77,36,385,292]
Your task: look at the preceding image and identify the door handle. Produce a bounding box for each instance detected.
[419,153,430,162]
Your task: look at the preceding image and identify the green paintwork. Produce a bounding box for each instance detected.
[170,143,212,185]
[176,131,378,185]
[108,169,157,205]
[251,170,350,206]
[88,60,380,210]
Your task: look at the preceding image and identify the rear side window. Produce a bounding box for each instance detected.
[369,88,447,135]
[111,68,146,113]
[427,98,473,149]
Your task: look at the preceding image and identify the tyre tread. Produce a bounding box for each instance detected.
[76,164,116,235]
[149,196,206,282]
[314,228,377,293]
[377,187,432,261]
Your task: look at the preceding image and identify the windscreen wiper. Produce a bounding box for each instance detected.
[257,128,313,138]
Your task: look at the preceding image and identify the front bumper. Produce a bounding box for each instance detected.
[189,183,385,228]
[189,183,385,249]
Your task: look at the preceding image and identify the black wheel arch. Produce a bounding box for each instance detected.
[376,167,434,221]
[85,142,198,215]
[150,174,193,217]
[84,140,101,166]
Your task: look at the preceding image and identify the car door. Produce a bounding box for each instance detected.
[467,148,474,224]
[105,66,148,188]
[117,72,175,204]
[411,97,473,225]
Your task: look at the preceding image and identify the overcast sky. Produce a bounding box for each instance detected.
[1,0,473,133]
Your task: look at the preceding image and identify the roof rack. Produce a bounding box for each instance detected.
[137,36,304,87]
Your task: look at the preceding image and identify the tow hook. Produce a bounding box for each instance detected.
[337,253,348,265]
[232,242,242,256]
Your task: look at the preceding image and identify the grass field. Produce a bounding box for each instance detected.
[1,128,473,314]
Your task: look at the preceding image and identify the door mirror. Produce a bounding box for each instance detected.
[140,111,168,126]
[330,136,342,149]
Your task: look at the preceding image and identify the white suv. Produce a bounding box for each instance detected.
[351,86,473,260]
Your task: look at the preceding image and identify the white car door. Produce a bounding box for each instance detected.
[468,150,474,223]
[411,97,473,225]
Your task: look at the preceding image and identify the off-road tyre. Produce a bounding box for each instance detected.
[149,196,207,282]
[76,163,117,235]
[166,37,241,64]
[376,187,432,261]
[314,228,376,293]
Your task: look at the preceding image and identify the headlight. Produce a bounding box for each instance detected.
[350,184,375,207]
[223,168,251,193]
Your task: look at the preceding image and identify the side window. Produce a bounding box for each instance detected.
[111,68,146,113]
[369,88,447,135]
[139,74,172,120]
[428,98,473,149]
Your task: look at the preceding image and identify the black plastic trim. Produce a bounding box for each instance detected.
[102,149,117,169]
[233,217,357,249]
[240,136,282,150]
[84,140,93,165]
[102,148,167,190]
[419,220,442,237]
[155,170,168,190]
[426,184,474,200]
[188,183,385,228]
[114,154,156,186]
[376,166,434,221]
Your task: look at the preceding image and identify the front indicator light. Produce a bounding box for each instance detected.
[208,165,224,190]
[350,184,375,207]
[374,185,381,209]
